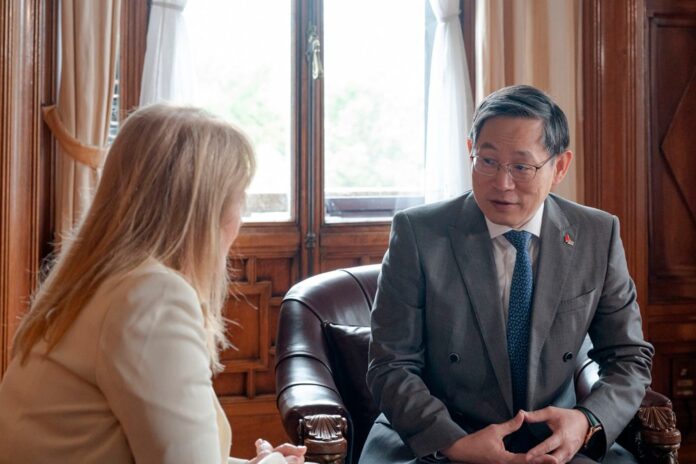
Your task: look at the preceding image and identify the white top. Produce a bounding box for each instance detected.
[484,204,544,321]
[0,260,232,464]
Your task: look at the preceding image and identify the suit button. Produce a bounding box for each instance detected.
[449,353,460,363]
[563,352,574,362]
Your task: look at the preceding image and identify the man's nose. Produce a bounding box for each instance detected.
[493,165,516,189]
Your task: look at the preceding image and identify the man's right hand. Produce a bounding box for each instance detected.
[440,411,551,464]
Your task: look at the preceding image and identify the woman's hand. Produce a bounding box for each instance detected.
[247,439,307,464]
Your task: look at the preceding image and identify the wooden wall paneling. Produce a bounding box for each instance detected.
[217,257,290,456]
[647,12,696,304]
[0,0,55,376]
[221,226,302,458]
[220,396,290,459]
[645,1,696,457]
[585,0,696,458]
[319,225,388,273]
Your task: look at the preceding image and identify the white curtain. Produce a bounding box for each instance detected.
[424,0,474,203]
[140,0,194,105]
[44,0,120,241]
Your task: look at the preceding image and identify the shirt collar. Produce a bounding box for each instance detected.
[485,202,545,240]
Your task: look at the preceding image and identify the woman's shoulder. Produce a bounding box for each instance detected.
[115,259,197,300]
[98,259,203,332]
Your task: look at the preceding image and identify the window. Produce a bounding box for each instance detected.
[323,1,431,222]
[184,0,434,224]
[185,0,293,221]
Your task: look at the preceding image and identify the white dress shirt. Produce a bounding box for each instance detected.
[484,204,544,323]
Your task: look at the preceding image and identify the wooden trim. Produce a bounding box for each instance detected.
[582,0,647,285]
[582,0,601,209]
[119,0,149,117]
[297,0,311,278]
[0,0,56,375]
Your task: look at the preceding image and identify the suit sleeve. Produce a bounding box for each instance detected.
[578,215,654,454]
[367,211,467,457]
[96,271,225,464]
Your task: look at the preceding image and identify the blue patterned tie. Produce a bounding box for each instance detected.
[504,230,533,412]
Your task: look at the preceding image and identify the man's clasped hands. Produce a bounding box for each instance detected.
[442,407,590,464]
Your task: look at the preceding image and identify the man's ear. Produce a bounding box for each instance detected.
[552,150,573,185]
[467,138,473,155]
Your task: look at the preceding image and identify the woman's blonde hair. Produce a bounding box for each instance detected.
[13,104,256,372]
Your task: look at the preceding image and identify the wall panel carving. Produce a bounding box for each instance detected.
[648,14,696,304]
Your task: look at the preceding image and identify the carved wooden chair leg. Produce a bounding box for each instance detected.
[636,405,681,464]
[298,414,349,464]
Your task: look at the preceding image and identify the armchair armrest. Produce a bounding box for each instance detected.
[616,390,681,464]
[276,355,350,464]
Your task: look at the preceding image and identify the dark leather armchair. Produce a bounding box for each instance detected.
[275,265,681,464]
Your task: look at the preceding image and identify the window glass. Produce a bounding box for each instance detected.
[184,0,293,221]
[323,1,429,222]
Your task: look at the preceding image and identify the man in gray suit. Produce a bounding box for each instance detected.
[360,85,653,464]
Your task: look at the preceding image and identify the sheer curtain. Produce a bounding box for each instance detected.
[43,0,120,241]
[475,0,582,201]
[139,0,194,105]
[424,0,474,203]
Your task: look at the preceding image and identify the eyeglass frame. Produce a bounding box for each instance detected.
[469,153,556,182]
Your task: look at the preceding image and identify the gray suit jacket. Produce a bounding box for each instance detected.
[364,193,653,461]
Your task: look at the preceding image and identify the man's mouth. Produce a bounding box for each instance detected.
[490,199,517,206]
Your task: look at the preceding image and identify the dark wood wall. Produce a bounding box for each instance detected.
[583,0,696,458]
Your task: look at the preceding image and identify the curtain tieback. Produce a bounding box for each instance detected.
[437,12,460,23]
[42,105,107,169]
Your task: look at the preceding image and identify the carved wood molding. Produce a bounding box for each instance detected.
[219,280,272,374]
[636,405,681,463]
[299,414,348,464]
[0,0,55,375]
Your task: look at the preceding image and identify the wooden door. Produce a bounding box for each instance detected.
[645,0,696,456]
[583,0,696,459]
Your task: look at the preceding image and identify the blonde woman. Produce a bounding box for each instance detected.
[0,105,307,464]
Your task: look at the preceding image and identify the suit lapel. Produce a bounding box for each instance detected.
[449,195,513,416]
[526,196,576,407]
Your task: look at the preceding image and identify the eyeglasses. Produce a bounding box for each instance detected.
[470,154,554,183]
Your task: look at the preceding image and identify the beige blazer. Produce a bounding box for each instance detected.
[0,260,233,463]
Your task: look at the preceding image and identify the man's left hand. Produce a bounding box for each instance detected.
[523,406,589,464]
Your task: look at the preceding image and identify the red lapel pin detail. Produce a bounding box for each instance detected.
[564,233,575,246]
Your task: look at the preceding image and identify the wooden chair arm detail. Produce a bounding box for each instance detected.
[618,402,681,464]
[298,414,349,464]
[636,404,681,464]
